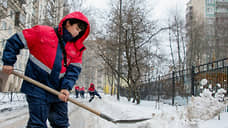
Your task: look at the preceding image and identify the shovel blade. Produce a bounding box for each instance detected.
[113,118,151,123]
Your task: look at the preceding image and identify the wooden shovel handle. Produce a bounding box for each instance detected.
[12,71,151,123]
[12,71,102,116]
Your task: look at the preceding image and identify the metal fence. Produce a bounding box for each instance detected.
[119,58,228,106]
[0,92,26,102]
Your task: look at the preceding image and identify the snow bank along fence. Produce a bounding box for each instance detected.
[119,58,228,106]
[0,92,26,102]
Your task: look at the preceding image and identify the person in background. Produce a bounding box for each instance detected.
[88,83,101,102]
[79,86,85,98]
[75,85,80,98]
[2,11,90,128]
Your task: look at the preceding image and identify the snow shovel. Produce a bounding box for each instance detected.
[11,71,151,124]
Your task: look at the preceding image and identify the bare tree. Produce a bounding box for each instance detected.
[97,0,168,104]
[186,17,206,67]
[169,12,186,71]
[214,16,228,60]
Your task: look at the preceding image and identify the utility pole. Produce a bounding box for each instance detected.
[117,0,122,100]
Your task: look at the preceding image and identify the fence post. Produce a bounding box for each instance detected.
[10,92,13,102]
[158,75,160,103]
[172,71,175,106]
[227,66,228,94]
[191,66,195,96]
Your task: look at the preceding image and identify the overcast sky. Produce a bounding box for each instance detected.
[85,0,189,64]
[85,0,188,20]
[153,0,188,20]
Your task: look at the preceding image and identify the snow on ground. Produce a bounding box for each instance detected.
[0,91,228,128]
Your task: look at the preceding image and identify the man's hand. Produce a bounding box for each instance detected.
[2,65,13,75]
[58,89,70,102]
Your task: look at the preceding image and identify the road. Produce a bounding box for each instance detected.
[0,96,115,128]
[0,95,148,128]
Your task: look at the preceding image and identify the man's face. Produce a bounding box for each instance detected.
[65,20,82,38]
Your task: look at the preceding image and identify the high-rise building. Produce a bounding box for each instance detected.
[186,0,228,67]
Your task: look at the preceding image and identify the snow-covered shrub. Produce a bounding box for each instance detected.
[200,79,208,86]
[186,79,226,121]
[215,88,226,102]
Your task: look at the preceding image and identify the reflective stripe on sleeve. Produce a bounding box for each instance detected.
[59,73,65,79]
[17,32,28,48]
[29,54,51,74]
[70,63,82,68]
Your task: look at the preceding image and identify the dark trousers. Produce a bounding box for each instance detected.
[75,90,79,98]
[80,91,85,98]
[89,91,101,102]
[26,95,69,128]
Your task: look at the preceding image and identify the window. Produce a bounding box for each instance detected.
[15,12,20,26]
[208,19,214,24]
[19,13,25,25]
[8,26,12,34]
[10,10,14,19]
[2,0,7,8]
[1,21,7,30]
[217,7,226,13]
[207,7,214,14]
[208,0,214,4]
[2,39,6,48]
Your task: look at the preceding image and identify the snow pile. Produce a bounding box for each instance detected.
[0,81,228,128]
[200,79,208,87]
[186,89,225,121]
[215,88,226,102]
[0,93,27,112]
[137,110,190,128]
[186,79,226,121]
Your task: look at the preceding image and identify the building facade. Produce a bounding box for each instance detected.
[0,0,28,92]
[186,0,228,67]
[0,0,69,92]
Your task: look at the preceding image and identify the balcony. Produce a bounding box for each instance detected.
[215,12,228,18]
[0,1,8,19]
[216,1,228,7]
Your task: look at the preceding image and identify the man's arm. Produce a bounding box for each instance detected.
[60,64,82,90]
[2,33,25,74]
[58,64,81,102]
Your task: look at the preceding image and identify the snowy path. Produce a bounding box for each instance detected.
[0,94,155,128]
[0,93,228,128]
[0,106,28,128]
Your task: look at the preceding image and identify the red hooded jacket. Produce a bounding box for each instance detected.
[22,12,90,74]
[75,86,80,91]
[88,83,95,92]
[80,87,85,91]
[2,12,90,101]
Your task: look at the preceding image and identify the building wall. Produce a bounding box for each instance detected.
[192,0,206,23]
[0,0,28,92]
[186,0,228,66]
[0,0,68,92]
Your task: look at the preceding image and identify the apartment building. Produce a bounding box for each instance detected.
[0,0,28,92]
[0,0,69,92]
[186,0,228,66]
